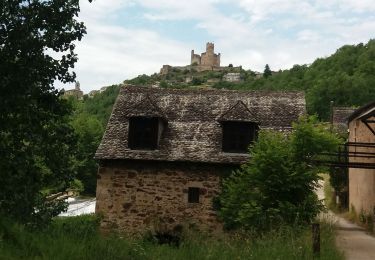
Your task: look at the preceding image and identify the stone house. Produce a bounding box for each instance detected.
[95,85,306,234]
[348,102,375,215]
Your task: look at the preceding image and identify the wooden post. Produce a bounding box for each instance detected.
[312,223,320,256]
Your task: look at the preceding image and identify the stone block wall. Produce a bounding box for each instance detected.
[96,160,235,234]
[201,52,220,67]
[348,116,375,214]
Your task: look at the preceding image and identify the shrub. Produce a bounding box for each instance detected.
[218,116,340,231]
[159,81,168,88]
[191,77,204,85]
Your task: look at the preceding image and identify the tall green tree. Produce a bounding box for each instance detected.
[0,0,89,224]
[263,64,272,78]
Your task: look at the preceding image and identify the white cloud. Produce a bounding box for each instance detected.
[297,30,321,42]
[71,23,189,92]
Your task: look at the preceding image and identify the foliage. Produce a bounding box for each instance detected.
[159,81,168,88]
[263,64,272,78]
[329,167,348,209]
[218,116,341,231]
[76,85,120,127]
[126,74,154,85]
[71,114,103,194]
[191,77,204,85]
[67,85,119,195]
[0,215,343,260]
[0,0,88,224]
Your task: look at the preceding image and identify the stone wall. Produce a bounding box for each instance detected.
[96,160,235,234]
[223,73,242,82]
[191,50,201,65]
[160,65,172,75]
[348,116,375,214]
[63,89,83,99]
[201,52,220,67]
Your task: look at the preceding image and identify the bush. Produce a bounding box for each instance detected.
[191,77,204,85]
[159,81,168,88]
[218,116,340,231]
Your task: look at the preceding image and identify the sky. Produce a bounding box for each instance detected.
[61,0,375,93]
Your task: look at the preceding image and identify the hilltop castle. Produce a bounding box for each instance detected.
[63,81,83,99]
[191,42,220,67]
[160,42,240,75]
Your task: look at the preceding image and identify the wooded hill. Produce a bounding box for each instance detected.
[72,39,374,195]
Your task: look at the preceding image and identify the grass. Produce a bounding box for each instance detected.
[0,215,343,260]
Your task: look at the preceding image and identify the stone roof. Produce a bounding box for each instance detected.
[333,107,356,125]
[332,107,356,133]
[95,85,306,164]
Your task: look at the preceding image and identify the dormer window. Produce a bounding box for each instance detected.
[221,121,258,153]
[128,117,159,150]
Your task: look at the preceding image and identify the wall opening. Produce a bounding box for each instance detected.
[221,121,258,153]
[128,117,159,150]
[188,187,200,203]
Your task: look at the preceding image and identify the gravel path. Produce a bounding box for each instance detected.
[335,215,375,260]
[318,180,375,260]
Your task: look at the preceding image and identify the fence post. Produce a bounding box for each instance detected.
[312,222,320,256]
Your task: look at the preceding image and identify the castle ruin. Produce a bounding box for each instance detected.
[63,81,83,99]
[191,42,220,67]
[160,42,241,75]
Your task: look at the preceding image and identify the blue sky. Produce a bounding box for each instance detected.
[63,0,375,92]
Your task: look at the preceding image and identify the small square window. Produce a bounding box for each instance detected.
[188,187,200,203]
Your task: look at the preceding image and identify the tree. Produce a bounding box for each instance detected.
[263,64,272,78]
[71,114,103,195]
[0,0,89,224]
[217,116,340,231]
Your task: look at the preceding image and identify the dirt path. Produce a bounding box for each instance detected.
[317,180,375,260]
[335,215,375,260]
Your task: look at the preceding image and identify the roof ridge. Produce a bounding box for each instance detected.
[121,84,305,95]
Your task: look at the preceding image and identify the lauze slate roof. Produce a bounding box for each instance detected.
[95,85,306,164]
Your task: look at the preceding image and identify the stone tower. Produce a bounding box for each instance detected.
[191,50,201,65]
[190,42,220,67]
[201,42,220,67]
[206,42,214,54]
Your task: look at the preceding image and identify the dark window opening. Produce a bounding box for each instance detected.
[128,117,159,150]
[222,121,258,153]
[188,187,200,203]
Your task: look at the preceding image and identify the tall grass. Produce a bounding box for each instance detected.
[0,215,343,260]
